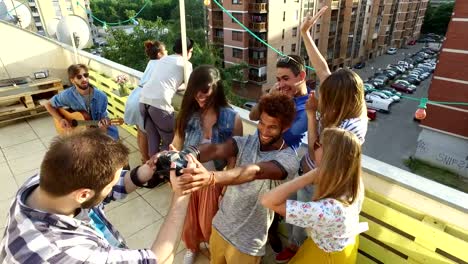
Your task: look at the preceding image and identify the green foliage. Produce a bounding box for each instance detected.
[404,157,468,193]
[90,0,176,23]
[421,2,455,35]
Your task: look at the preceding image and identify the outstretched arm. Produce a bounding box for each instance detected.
[261,169,319,216]
[301,6,331,83]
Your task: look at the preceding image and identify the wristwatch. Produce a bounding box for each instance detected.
[130,166,146,188]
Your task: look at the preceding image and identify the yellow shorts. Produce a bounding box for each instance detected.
[209,228,261,264]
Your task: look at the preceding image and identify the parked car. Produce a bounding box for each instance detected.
[387,48,397,55]
[375,74,389,84]
[382,89,402,98]
[407,40,417,45]
[394,79,417,90]
[354,62,366,69]
[369,79,384,88]
[364,83,375,93]
[383,70,397,79]
[391,82,415,93]
[365,94,392,113]
[242,101,257,111]
[387,65,405,74]
[371,91,400,102]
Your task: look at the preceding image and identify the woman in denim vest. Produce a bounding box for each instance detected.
[171,65,243,264]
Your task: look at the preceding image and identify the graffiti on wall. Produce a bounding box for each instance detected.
[415,139,468,173]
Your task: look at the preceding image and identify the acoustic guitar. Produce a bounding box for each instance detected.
[54,108,124,135]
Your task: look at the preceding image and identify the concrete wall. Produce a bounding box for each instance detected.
[415,128,468,178]
[0,21,69,82]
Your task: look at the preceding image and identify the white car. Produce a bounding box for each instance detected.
[365,94,392,113]
[387,48,397,55]
[371,91,400,102]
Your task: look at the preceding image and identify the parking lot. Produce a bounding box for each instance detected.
[353,43,434,170]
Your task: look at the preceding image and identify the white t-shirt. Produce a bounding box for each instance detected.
[139,55,193,112]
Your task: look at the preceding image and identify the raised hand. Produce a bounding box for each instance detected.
[305,91,318,115]
[300,6,328,34]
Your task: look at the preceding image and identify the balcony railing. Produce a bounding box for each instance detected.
[249,38,266,49]
[248,74,267,84]
[212,19,223,28]
[248,3,268,13]
[249,22,267,32]
[4,22,468,264]
[249,58,267,66]
[213,36,224,44]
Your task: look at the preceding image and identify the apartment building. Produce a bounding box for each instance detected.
[207,0,428,99]
[27,0,96,45]
[415,0,468,178]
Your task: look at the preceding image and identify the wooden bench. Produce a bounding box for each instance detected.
[0,77,63,124]
[358,190,468,264]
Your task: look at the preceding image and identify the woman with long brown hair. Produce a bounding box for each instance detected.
[261,128,368,263]
[171,65,243,264]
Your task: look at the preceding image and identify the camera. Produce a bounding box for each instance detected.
[145,146,200,188]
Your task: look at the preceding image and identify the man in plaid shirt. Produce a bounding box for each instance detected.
[0,130,191,263]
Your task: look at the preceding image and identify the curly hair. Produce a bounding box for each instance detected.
[258,92,296,129]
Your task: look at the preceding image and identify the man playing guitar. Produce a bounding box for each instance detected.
[45,64,119,140]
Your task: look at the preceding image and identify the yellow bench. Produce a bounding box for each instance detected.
[358,190,468,264]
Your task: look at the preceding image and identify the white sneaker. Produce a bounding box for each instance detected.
[183,250,196,264]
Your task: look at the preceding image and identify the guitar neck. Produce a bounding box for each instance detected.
[73,120,101,127]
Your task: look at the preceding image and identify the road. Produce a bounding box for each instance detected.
[353,43,432,170]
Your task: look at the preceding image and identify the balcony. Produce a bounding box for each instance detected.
[248,3,268,13]
[249,22,267,32]
[248,74,267,84]
[31,12,39,17]
[248,57,267,66]
[212,19,223,28]
[28,1,35,6]
[1,21,467,264]
[248,38,266,49]
[213,36,224,44]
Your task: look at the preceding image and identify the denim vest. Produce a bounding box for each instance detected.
[183,107,237,170]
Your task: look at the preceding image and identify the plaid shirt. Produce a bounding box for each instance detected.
[0,173,157,264]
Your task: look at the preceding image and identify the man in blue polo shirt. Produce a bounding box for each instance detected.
[45,64,119,140]
[249,54,312,262]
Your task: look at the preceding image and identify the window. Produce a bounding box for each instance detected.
[282,29,285,39]
[316,24,320,32]
[283,12,286,21]
[292,27,297,37]
[291,44,296,53]
[281,46,284,53]
[232,13,242,23]
[232,48,243,58]
[232,31,242,41]
[232,0,242,4]
[295,10,299,21]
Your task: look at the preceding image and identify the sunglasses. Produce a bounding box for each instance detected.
[313,139,322,151]
[277,56,303,67]
[75,73,89,80]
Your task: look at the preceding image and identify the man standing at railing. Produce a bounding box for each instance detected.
[44,64,119,140]
[249,55,311,261]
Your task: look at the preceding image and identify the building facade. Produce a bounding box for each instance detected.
[27,0,96,46]
[207,0,428,99]
[415,0,468,178]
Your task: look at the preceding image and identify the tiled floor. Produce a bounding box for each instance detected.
[0,115,277,264]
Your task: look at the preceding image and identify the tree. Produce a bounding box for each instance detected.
[421,2,455,35]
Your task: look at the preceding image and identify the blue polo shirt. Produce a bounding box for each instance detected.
[283,92,309,150]
[50,86,119,140]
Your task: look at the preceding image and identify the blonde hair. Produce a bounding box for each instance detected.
[313,128,362,205]
[318,68,366,130]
